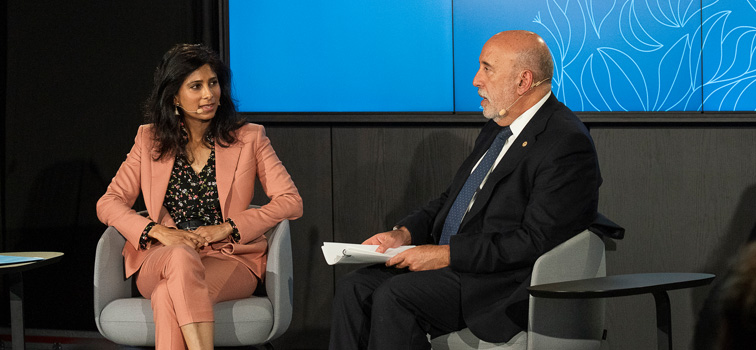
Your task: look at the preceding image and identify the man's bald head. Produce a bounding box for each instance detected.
[473,31,554,125]
[488,30,553,84]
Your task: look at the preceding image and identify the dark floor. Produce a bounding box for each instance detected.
[0,328,274,350]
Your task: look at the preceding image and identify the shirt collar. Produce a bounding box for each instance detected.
[507,91,551,138]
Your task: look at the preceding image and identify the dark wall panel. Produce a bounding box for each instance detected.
[4,0,198,331]
[255,125,334,349]
[591,127,756,350]
[331,125,481,278]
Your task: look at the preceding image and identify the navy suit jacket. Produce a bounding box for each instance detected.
[396,94,601,342]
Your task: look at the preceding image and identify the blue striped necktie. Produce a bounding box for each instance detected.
[439,126,513,245]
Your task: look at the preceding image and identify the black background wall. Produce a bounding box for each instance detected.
[3,0,200,332]
[4,1,756,350]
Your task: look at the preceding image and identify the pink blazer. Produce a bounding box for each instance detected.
[96,123,303,280]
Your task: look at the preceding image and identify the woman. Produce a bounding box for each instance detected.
[97,44,303,350]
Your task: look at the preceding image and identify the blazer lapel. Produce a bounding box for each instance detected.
[431,121,501,237]
[149,156,174,220]
[215,142,242,217]
[460,95,558,227]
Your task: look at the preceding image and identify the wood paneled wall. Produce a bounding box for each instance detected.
[591,127,756,350]
[259,123,756,349]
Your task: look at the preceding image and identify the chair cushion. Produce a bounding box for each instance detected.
[99,296,274,347]
[430,329,527,350]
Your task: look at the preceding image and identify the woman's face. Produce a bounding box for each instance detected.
[174,64,221,122]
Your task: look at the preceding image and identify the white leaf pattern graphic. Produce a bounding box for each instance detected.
[643,0,701,28]
[597,48,649,111]
[655,34,693,110]
[527,0,754,111]
[584,0,616,38]
[619,0,663,52]
[581,54,613,111]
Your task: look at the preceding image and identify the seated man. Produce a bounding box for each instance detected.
[329,30,602,350]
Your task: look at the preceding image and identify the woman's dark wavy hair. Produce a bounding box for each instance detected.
[144,44,244,161]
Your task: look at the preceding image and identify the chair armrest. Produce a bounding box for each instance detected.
[93,226,133,331]
[263,219,293,342]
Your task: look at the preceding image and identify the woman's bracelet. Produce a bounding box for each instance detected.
[226,218,241,243]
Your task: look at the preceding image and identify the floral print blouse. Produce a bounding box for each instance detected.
[139,136,240,249]
[164,141,223,228]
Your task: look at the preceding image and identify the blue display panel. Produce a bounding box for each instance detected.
[702,0,756,111]
[228,0,454,112]
[454,0,710,112]
[228,0,756,113]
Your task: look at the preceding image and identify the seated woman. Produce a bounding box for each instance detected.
[96,44,303,350]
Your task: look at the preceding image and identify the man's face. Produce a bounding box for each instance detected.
[472,40,518,120]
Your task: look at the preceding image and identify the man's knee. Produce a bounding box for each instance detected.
[334,269,367,301]
[333,266,395,306]
[372,274,412,308]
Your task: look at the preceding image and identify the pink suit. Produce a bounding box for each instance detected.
[97,123,302,349]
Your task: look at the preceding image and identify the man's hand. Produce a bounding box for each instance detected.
[386,245,450,271]
[362,227,412,253]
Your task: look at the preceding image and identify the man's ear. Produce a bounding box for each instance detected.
[517,70,534,94]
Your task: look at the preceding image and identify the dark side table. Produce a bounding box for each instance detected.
[528,272,715,350]
[1,252,64,350]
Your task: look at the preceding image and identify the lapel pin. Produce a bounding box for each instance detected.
[522,141,528,147]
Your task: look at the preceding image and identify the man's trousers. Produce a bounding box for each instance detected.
[329,264,467,350]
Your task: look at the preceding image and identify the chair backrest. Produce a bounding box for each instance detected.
[93,226,130,336]
[527,230,606,350]
[262,219,294,342]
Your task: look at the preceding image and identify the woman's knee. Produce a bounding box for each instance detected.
[162,245,203,275]
[150,281,172,307]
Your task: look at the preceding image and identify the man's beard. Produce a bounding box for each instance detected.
[478,89,500,120]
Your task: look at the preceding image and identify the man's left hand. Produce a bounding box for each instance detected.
[386,245,450,271]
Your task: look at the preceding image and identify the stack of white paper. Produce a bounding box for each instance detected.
[321,242,415,265]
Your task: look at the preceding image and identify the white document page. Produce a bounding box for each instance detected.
[321,242,415,265]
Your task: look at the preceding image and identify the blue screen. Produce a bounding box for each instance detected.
[229,0,756,112]
[702,0,756,111]
[229,0,454,112]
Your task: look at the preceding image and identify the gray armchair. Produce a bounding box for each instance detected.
[93,219,293,347]
[430,229,606,350]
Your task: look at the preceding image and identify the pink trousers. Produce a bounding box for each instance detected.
[136,244,258,350]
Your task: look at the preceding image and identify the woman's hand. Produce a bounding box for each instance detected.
[193,222,234,245]
[148,225,206,251]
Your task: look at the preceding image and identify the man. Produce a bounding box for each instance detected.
[329,30,601,349]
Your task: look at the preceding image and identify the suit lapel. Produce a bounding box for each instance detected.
[460,95,558,227]
[448,121,500,198]
[431,121,501,237]
[149,154,174,220]
[215,142,242,217]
